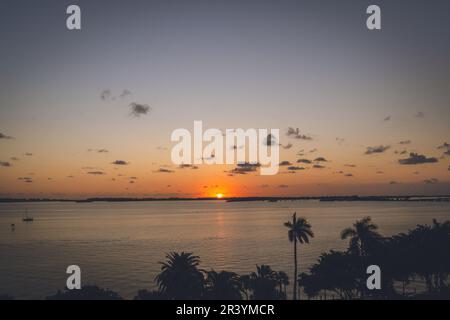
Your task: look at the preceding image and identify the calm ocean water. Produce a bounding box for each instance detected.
[1,200,449,299]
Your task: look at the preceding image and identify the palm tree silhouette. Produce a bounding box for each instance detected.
[284,212,314,300]
[205,270,243,299]
[276,271,289,297]
[340,216,381,257]
[155,252,205,299]
[341,216,382,298]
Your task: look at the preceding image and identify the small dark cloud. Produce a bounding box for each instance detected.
[448,165,450,171]
[313,164,325,169]
[87,171,106,175]
[18,177,33,183]
[100,89,112,101]
[399,140,411,145]
[129,176,138,180]
[120,89,131,99]
[286,127,312,140]
[398,153,438,165]
[278,184,289,188]
[424,178,438,184]
[314,157,328,162]
[309,148,317,153]
[111,160,128,165]
[10,157,19,161]
[297,159,312,164]
[287,166,305,171]
[130,102,151,117]
[344,164,356,168]
[264,134,278,146]
[344,173,354,177]
[279,161,292,166]
[383,116,391,122]
[437,142,450,150]
[67,175,74,178]
[415,111,425,118]
[389,181,397,185]
[179,164,198,169]
[0,132,13,140]
[282,143,293,149]
[364,145,390,155]
[88,148,109,153]
[156,168,174,173]
[376,171,384,174]
[25,153,33,156]
[228,162,261,175]
[0,161,12,167]
[336,137,345,144]
[437,142,450,156]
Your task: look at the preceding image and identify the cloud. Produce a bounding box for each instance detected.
[120,89,131,98]
[18,177,33,183]
[25,153,33,156]
[437,142,450,156]
[156,168,174,173]
[111,160,129,165]
[314,157,328,162]
[297,159,312,164]
[415,111,425,118]
[282,143,293,149]
[0,161,12,167]
[383,116,391,122]
[278,184,289,188]
[0,132,13,140]
[398,153,438,165]
[399,140,411,145]
[424,178,438,184]
[287,166,305,171]
[100,89,112,101]
[264,134,278,146]
[344,173,354,177]
[88,148,109,153]
[87,171,106,175]
[130,102,151,117]
[344,164,356,168]
[228,162,261,175]
[157,146,168,151]
[10,157,19,161]
[389,181,397,185]
[364,145,390,155]
[286,127,313,140]
[448,165,450,171]
[179,164,198,169]
[279,161,292,166]
[313,164,325,169]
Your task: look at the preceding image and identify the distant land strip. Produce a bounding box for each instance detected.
[0,195,450,203]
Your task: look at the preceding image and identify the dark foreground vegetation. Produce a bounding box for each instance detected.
[1,216,449,300]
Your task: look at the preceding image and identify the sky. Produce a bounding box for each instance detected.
[0,0,449,198]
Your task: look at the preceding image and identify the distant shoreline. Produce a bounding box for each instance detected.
[0,195,450,203]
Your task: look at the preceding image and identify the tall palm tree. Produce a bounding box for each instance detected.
[155,252,205,299]
[340,216,381,257]
[340,217,381,298]
[284,212,314,300]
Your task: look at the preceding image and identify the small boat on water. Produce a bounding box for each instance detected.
[22,210,34,222]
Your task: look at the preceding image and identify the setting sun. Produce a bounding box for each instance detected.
[216,193,223,199]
